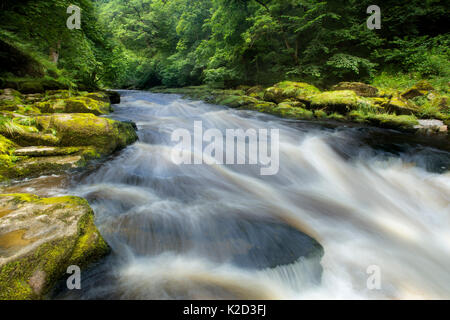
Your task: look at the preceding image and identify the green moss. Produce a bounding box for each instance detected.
[381,95,420,115]
[264,81,320,104]
[314,110,328,119]
[365,113,419,130]
[35,113,137,155]
[83,92,110,104]
[310,90,361,114]
[36,96,111,115]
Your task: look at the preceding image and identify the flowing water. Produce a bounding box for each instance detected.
[54,90,450,300]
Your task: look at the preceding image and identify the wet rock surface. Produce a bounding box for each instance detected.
[0,194,109,299]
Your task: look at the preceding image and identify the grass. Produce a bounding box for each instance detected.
[372,72,450,94]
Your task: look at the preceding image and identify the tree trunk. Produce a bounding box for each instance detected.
[49,40,61,64]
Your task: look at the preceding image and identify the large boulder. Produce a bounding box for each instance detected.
[264,81,320,104]
[35,113,138,154]
[332,82,379,97]
[36,96,112,115]
[0,194,109,299]
[310,90,362,114]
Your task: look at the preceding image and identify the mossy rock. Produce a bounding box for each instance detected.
[332,82,379,97]
[216,95,260,108]
[310,90,362,114]
[35,113,138,155]
[400,80,435,100]
[268,102,313,119]
[365,113,419,130]
[10,149,100,179]
[0,194,110,299]
[245,101,278,113]
[264,81,321,104]
[84,92,110,104]
[381,96,420,115]
[36,96,111,115]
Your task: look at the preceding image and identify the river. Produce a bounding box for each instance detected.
[53,90,450,299]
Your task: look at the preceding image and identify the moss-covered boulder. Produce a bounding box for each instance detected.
[36,96,111,116]
[332,82,379,97]
[310,90,362,114]
[35,113,138,154]
[0,194,110,299]
[264,81,321,104]
[401,80,435,100]
[381,95,420,115]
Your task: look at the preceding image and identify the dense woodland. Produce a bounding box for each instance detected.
[0,0,449,90]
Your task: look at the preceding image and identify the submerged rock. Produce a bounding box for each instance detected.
[0,194,109,299]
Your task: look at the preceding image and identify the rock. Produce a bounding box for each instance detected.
[35,113,138,154]
[364,114,419,131]
[215,95,260,108]
[84,92,110,104]
[382,96,420,115]
[104,91,121,104]
[36,96,112,116]
[310,90,361,114]
[13,146,79,157]
[245,86,265,99]
[264,81,321,104]
[271,102,313,119]
[414,119,448,134]
[332,82,379,97]
[0,194,110,299]
[401,80,435,100]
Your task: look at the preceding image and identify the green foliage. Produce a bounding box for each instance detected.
[1,0,448,90]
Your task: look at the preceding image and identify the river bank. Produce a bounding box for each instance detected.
[0,88,138,299]
[151,81,449,135]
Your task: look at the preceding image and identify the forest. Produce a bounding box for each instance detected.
[0,0,449,90]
